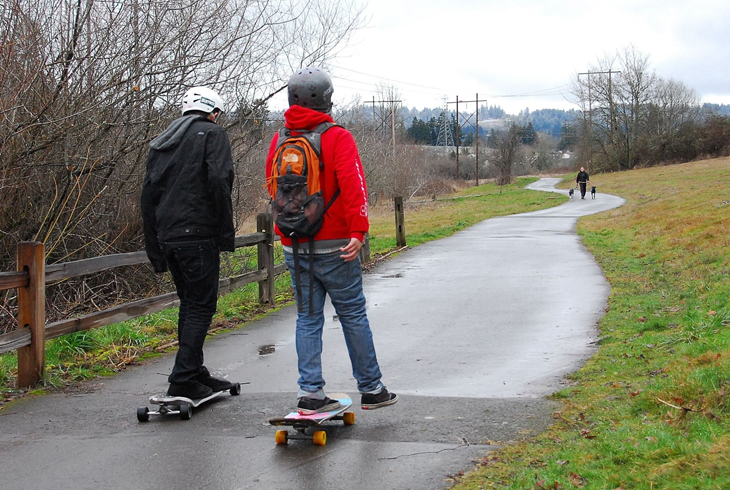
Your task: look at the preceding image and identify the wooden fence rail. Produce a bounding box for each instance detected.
[0,198,404,388]
[0,213,281,387]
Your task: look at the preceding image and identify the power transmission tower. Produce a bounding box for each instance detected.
[436,98,455,148]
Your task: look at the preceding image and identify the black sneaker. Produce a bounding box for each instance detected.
[297,397,341,415]
[196,367,233,392]
[167,380,213,400]
[361,389,398,410]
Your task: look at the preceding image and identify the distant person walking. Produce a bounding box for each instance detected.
[265,67,397,414]
[141,86,236,400]
[576,167,590,199]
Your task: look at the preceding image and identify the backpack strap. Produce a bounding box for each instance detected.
[303,122,336,161]
[273,127,291,153]
[290,237,319,316]
[274,122,336,157]
[308,237,315,315]
[292,240,304,314]
[324,188,340,214]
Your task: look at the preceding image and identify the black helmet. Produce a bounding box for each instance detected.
[287,67,334,113]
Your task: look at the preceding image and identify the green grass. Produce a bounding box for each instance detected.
[0,176,560,402]
[454,157,730,489]
[0,272,296,400]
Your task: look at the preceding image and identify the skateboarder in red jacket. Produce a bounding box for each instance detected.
[266,67,398,414]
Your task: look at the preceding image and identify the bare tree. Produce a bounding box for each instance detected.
[492,123,521,185]
[570,45,701,171]
[337,84,415,201]
[0,0,365,330]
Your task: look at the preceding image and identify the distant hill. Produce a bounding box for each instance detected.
[402,105,578,138]
[514,108,579,138]
[403,105,506,129]
[702,103,730,117]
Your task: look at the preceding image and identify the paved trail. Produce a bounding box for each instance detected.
[0,178,624,490]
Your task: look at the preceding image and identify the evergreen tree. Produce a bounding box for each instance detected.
[429,116,439,145]
[558,122,577,151]
[406,117,432,144]
[487,129,498,148]
[521,122,538,145]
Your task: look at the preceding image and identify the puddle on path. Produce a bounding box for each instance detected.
[258,344,276,356]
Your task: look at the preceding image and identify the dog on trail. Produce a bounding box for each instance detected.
[591,186,596,199]
[568,187,575,199]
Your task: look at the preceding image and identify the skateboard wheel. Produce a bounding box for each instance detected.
[137,406,149,423]
[342,411,355,426]
[230,383,241,396]
[275,430,288,445]
[312,430,326,446]
[179,404,192,420]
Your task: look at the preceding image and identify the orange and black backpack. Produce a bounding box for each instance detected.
[270,122,339,239]
[269,122,339,313]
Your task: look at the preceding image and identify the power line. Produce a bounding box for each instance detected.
[329,64,572,104]
[329,64,445,91]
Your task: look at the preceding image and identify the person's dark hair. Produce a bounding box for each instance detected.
[185,110,213,118]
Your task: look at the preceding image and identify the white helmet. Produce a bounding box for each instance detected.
[181,86,225,115]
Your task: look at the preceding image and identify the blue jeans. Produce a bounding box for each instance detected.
[284,250,384,397]
[161,238,220,384]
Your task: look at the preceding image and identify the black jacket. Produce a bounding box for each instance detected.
[576,171,589,184]
[141,115,235,272]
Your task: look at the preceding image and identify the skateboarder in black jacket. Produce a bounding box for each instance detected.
[141,86,235,400]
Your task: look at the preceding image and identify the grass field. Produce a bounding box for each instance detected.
[3,158,726,489]
[0,177,560,402]
[454,157,730,489]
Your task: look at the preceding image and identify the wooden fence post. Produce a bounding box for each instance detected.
[17,242,45,388]
[257,213,275,305]
[359,233,370,264]
[394,196,406,247]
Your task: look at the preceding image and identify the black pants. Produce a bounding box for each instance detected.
[160,238,220,384]
[579,182,587,198]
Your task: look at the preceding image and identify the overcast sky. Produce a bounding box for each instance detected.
[274,0,730,115]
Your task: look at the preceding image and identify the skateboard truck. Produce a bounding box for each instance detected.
[137,383,241,422]
[269,393,355,446]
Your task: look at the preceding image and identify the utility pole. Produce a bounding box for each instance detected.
[578,70,593,134]
[365,97,402,168]
[455,96,460,178]
[475,94,479,186]
[371,96,375,126]
[448,94,485,185]
[391,102,396,167]
[578,69,620,166]
[578,69,619,132]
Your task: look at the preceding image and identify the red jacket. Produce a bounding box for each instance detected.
[266,106,369,245]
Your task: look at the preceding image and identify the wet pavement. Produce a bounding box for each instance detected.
[0,178,624,490]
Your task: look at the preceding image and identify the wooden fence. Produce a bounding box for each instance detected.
[0,213,283,388]
[0,198,406,389]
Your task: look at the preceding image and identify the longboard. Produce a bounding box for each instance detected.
[137,383,241,421]
[269,393,354,446]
